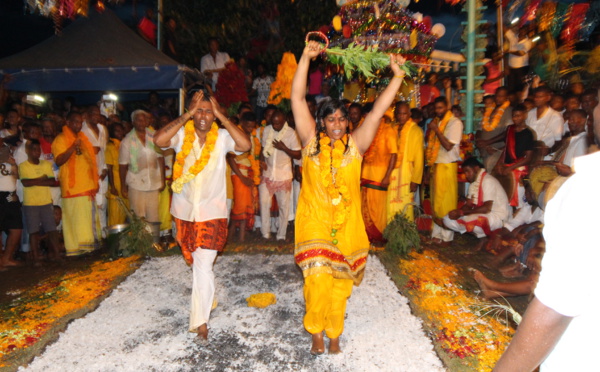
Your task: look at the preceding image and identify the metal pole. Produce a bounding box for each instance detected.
[157,0,163,51]
[496,0,505,86]
[466,0,476,134]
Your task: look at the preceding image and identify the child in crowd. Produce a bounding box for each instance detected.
[18,139,62,265]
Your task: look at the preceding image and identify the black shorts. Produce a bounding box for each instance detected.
[0,191,23,231]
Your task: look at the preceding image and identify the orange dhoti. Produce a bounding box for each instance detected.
[174,218,228,264]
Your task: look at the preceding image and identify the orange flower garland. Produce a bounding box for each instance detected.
[481,101,509,132]
[268,52,298,105]
[249,130,262,185]
[172,121,219,193]
[319,133,351,243]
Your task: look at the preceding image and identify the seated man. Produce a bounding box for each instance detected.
[442,157,510,245]
[552,108,588,177]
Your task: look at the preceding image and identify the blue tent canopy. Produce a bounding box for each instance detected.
[0,9,199,92]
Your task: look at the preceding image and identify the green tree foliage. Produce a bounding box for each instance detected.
[165,0,338,72]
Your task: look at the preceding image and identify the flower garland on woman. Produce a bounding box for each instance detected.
[291,39,407,356]
[153,89,251,342]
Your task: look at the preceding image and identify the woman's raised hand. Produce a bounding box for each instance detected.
[304,40,325,60]
[389,54,407,77]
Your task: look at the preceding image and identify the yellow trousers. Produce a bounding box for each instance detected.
[158,184,172,232]
[432,163,458,219]
[62,196,96,256]
[303,273,353,339]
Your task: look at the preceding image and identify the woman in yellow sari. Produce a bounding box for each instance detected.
[291,40,406,355]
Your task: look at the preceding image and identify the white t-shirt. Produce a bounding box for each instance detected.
[252,76,274,108]
[200,51,230,91]
[0,162,17,192]
[261,124,300,181]
[503,204,544,232]
[562,132,588,168]
[509,38,532,68]
[526,107,564,149]
[468,171,510,222]
[535,152,600,372]
[165,128,239,222]
[119,129,163,191]
[435,116,463,164]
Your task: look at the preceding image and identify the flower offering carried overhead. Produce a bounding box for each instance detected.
[267,52,298,106]
[329,0,439,55]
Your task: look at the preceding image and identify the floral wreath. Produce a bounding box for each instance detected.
[171,120,219,193]
[318,133,351,245]
[481,101,510,132]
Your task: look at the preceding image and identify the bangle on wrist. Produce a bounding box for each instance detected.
[394,74,405,79]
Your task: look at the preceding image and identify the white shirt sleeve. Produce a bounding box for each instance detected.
[118,137,130,165]
[445,118,463,145]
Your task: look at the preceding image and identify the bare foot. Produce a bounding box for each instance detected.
[197,323,209,341]
[499,262,525,279]
[472,269,495,299]
[310,332,324,356]
[2,260,23,267]
[473,238,488,252]
[328,337,341,354]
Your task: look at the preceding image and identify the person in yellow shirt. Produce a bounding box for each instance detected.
[19,139,62,264]
[291,40,407,355]
[361,115,397,245]
[52,112,99,256]
[105,122,127,226]
[387,102,424,222]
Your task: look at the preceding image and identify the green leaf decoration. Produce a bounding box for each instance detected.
[325,43,418,80]
[383,210,421,257]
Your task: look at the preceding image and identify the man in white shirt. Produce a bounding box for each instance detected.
[442,157,510,243]
[153,89,250,342]
[200,38,230,92]
[581,88,599,148]
[505,26,532,94]
[259,110,301,241]
[526,86,564,159]
[429,97,464,243]
[553,109,588,177]
[82,105,109,235]
[494,151,600,372]
[119,110,165,242]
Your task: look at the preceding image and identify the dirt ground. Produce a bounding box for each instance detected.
[1,225,531,371]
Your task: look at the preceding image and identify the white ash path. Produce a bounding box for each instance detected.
[21,255,445,372]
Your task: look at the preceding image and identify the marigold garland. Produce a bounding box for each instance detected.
[400,250,514,370]
[268,52,298,105]
[249,130,262,185]
[481,101,510,132]
[318,133,351,238]
[172,121,219,194]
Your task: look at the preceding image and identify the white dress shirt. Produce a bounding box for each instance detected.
[261,125,300,181]
[164,128,240,223]
[526,107,564,149]
[119,129,163,191]
[200,51,230,91]
[435,115,463,164]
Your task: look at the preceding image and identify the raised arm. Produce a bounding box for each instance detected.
[291,41,322,147]
[209,97,251,152]
[353,55,406,154]
[153,92,202,148]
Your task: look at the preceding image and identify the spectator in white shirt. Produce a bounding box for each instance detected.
[580,89,599,148]
[200,38,230,92]
[505,26,532,94]
[526,86,564,159]
[259,110,301,241]
[251,63,274,124]
[119,110,165,241]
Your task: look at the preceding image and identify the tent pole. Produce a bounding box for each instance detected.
[157,0,163,51]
